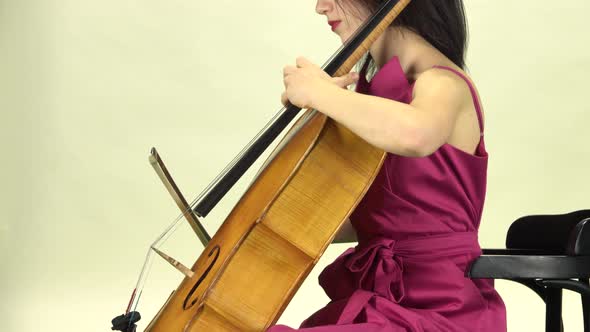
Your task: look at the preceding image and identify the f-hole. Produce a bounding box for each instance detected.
[183,245,220,310]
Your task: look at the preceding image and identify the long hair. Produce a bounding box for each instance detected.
[337,0,468,77]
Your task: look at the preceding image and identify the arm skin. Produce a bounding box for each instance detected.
[312,69,471,244]
[310,69,468,158]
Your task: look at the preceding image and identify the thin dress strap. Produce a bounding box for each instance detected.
[432,66,484,136]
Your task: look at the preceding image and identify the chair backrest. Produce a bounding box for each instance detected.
[506,210,590,255]
[568,217,590,255]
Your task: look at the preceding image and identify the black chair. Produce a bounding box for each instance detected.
[468,210,590,332]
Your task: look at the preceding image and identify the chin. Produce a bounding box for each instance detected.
[339,32,352,44]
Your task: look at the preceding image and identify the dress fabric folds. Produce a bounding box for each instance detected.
[266,56,507,332]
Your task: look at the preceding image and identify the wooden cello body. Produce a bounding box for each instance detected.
[146,113,384,331]
[143,1,411,330]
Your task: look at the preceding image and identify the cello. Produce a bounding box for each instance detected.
[111,0,412,330]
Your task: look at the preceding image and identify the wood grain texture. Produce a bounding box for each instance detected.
[145,1,412,330]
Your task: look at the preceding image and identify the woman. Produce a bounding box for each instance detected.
[270,0,506,331]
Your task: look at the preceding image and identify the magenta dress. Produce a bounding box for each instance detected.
[267,56,507,332]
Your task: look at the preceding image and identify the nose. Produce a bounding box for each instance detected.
[315,0,333,16]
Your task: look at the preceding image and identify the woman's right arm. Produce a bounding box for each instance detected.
[332,217,358,243]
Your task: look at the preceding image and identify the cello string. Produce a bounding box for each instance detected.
[127,0,399,321]
[127,247,154,316]
[151,212,187,247]
[188,108,288,208]
[126,51,365,318]
[126,108,302,316]
[249,109,314,181]
[126,289,143,330]
[127,212,186,315]
[131,104,331,301]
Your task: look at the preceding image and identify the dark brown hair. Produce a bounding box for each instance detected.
[338,0,468,75]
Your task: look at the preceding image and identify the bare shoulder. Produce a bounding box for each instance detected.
[410,66,485,155]
[412,66,485,124]
[411,67,472,108]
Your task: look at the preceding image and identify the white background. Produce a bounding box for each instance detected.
[1,0,589,331]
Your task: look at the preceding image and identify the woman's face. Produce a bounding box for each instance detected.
[315,0,372,42]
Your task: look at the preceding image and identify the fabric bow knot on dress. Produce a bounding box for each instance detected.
[314,231,483,326]
[265,55,507,331]
[345,238,406,303]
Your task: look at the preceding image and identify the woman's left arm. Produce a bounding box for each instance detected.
[310,70,467,157]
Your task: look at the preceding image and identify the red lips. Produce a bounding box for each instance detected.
[328,20,341,31]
